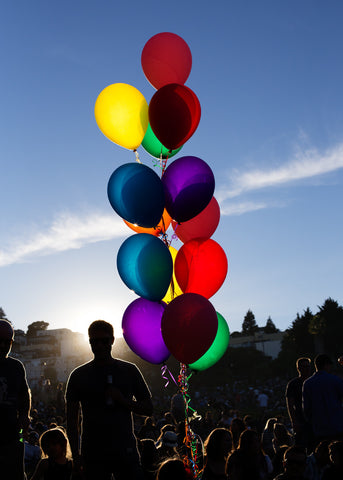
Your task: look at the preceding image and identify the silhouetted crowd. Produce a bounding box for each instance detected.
[2,318,343,479]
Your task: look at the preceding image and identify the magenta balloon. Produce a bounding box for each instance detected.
[122,298,170,364]
[162,156,215,223]
[172,197,220,243]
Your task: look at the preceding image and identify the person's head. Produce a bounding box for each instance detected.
[314,440,331,467]
[273,422,292,445]
[161,430,178,450]
[264,417,277,432]
[204,428,233,460]
[28,431,39,446]
[88,320,114,360]
[329,441,343,467]
[0,319,14,359]
[138,438,158,468]
[40,427,70,460]
[296,357,312,378]
[314,354,333,372]
[156,458,189,480]
[238,429,261,454]
[283,445,307,475]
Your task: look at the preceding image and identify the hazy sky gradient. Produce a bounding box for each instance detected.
[1,1,343,338]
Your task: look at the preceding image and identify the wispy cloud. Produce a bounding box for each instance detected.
[217,142,343,202]
[220,201,269,216]
[0,212,128,267]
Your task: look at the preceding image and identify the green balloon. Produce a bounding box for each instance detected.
[188,312,230,371]
[142,123,182,159]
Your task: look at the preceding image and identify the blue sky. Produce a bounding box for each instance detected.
[1,1,343,338]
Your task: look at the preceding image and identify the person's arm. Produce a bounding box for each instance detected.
[18,365,31,435]
[109,387,153,416]
[66,399,81,460]
[302,382,311,423]
[286,395,297,426]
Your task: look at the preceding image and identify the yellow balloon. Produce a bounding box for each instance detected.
[94,83,149,151]
[162,246,183,303]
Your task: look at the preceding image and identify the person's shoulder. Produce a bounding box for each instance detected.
[114,358,140,372]
[69,360,94,377]
[5,355,26,371]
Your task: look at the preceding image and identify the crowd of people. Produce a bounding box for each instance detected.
[1,317,343,479]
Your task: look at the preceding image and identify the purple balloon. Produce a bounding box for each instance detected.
[122,298,170,364]
[162,156,215,223]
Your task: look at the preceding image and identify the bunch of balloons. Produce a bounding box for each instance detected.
[94,32,230,372]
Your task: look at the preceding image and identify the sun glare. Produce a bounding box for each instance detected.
[67,304,124,339]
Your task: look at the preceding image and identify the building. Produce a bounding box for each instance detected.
[229,331,284,359]
[12,328,91,390]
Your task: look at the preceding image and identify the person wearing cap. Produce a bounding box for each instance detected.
[156,430,179,463]
[303,354,343,446]
[0,318,31,479]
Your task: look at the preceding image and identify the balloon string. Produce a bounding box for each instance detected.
[134,149,142,163]
[161,364,170,387]
[161,364,178,388]
[178,363,202,478]
[161,150,171,176]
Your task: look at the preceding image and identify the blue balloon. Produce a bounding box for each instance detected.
[117,234,173,301]
[107,162,165,228]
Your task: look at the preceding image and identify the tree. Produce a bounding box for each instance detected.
[26,321,49,338]
[0,307,7,319]
[242,310,259,335]
[264,316,279,333]
[274,308,315,375]
[310,298,343,357]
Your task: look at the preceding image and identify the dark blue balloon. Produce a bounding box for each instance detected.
[107,162,165,228]
[162,156,215,223]
[117,233,173,301]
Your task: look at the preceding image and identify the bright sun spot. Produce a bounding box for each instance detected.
[66,304,124,339]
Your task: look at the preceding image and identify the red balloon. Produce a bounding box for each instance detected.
[175,239,228,299]
[149,84,201,150]
[172,197,220,243]
[161,293,218,364]
[141,32,192,90]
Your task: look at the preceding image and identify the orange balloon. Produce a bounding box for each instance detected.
[124,209,171,236]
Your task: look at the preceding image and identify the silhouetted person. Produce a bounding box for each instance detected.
[202,427,232,480]
[322,440,343,480]
[226,429,273,479]
[66,320,153,479]
[273,445,307,479]
[30,427,72,480]
[0,318,30,480]
[285,357,312,446]
[303,354,343,446]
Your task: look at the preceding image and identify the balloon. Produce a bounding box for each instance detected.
[142,123,182,159]
[149,84,201,150]
[141,32,192,90]
[162,156,215,223]
[189,312,230,371]
[175,239,228,299]
[94,83,148,150]
[124,208,171,236]
[172,197,220,243]
[122,298,170,364]
[161,293,218,364]
[117,233,173,301]
[107,163,165,228]
[162,246,183,303]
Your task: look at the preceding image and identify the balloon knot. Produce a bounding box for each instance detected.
[134,150,142,163]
